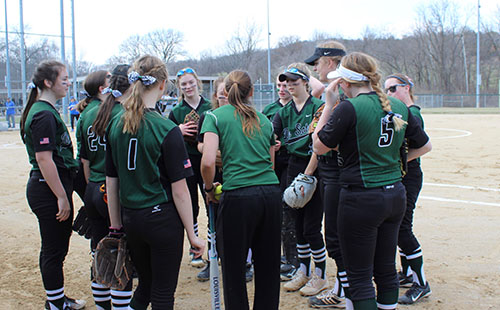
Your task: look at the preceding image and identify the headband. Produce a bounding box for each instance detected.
[387,75,414,88]
[327,64,369,81]
[101,87,123,98]
[128,71,157,86]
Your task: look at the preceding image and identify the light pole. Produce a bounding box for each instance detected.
[60,0,68,121]
[4,0,11,98]
[266,0,271,84]
[71,0,77,100]
[19,0,26,107]
[476,0,481,108]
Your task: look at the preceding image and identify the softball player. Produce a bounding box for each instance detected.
[262,76,298,281]
[306,41,349,308]
[106,55,204,310]
[384,73,431,304]
[20,60,85,310]
[200,70,281,310]
[272,63,328,296]
[168,67,212,268]
[313,52,432,310]
[79,65,133,310]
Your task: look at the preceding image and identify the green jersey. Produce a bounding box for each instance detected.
[272,95,324,158]
[76,99,101,160]
[318,92,429,188]
[201,104,278,191]
[80,102,123,182]
[106,109,193,209]
[23,101,78,172]
[262,99,288,121]
[168,96,212,155]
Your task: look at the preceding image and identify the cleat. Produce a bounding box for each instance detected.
[197,262,210,282]
[399,282,431,304]
[398,271,413,288]
[280,264,297,282]
[284,269,310,292]
[300,273,329,296]
[190,252,206,268]
[308,287,346,308]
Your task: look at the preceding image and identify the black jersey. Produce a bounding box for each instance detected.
[318,92,429,188]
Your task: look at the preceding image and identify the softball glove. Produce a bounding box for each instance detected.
[93,236,134,290]
[283,173,318,209]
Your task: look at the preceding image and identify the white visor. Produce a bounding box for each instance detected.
[327,64,369,81]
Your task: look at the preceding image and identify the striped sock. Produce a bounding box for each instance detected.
[311,246,327,279]
[194,222,199,237]
[297,243,311,276]
[399,247,410,277]
[46,287,65,310]
[91,281,111,310]
[111,289,132,310]
[336,269,347,297]
[376,289,398,310]
[406,247,426,286]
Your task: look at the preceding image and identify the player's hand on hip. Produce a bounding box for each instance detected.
[56,196,71,222]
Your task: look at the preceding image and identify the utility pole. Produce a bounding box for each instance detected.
[4,0,11,98]
[476,0,481,108]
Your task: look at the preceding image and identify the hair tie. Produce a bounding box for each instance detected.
[101,87,123,98]
[128,71,157,86]
[80,90,91,98]
[382,111,402,125]
[27,82,36,89]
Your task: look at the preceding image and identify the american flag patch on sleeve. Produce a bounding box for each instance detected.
[39,137,50,145]
[184,159,192,169]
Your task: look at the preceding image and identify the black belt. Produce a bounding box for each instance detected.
[343,182,401,192]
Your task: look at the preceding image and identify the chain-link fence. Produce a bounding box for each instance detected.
[415,94,499,109]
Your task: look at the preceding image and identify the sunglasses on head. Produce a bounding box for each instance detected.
[176,68,195,77]
[385,84,406,93]
[285,68,309,81]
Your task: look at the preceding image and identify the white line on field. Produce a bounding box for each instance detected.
[427,127,472,139]
[419,195,500,207]
[423,182,500,192]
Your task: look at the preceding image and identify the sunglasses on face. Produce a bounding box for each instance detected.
[385,84,406,93]
[177,68,195,77]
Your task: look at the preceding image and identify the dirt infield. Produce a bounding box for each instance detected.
[0,114,499,309]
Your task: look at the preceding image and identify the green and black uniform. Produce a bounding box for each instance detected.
[317,92,429,309]
[273,95,327,278]
[398,104,428,287]
[23,100,78,302]
[79,102,123,251]
[201,104,281,310]
[168,97,211,236]
[73,99,102,201]
[106,109,193,309]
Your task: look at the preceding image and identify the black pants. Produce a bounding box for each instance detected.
[276,152,297,266]
[70,114,79,130]
[73,161,87,201]
[399,165,423,254]
[84,181,110,251]
[338,182,406,302]
[217,185,281,310]
[26,170,74,291]
[317,155,344,272]
[286,155,324,251]
[122,203,184,310]
[186,153,205,230]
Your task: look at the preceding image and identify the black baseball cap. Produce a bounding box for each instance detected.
[112,64,130,77]
[304,47,346,65]
[278,68,309,82]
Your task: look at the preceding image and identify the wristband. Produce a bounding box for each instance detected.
[204,184,214,193]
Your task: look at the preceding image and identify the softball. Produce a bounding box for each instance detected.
[214,184,223,201]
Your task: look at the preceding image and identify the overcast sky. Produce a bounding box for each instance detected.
[2,0,498,65]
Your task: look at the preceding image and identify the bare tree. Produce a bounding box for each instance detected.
[225,22,262,71]
[118,34,145,63]
[144,29,185,63]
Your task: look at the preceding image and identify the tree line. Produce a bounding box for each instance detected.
[1,0,499,97]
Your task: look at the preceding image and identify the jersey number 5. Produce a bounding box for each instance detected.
[378,119,394,147]
[128,138,138,170]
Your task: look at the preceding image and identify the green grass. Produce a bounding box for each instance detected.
[421,107,500,114]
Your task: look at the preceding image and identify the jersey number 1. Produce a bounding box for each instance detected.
[128,138,138,170]
[378,119,394,147]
